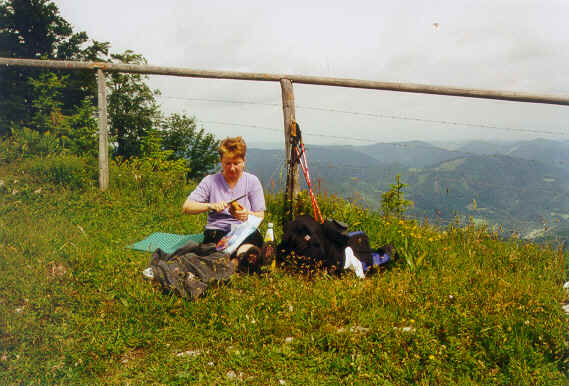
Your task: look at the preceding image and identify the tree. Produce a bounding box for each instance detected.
[107,50,161,159]
[0,0,109,136]
[23,70,97,156]
[27,71,67,134]
[381,175,413,218]
[159,113,219,180]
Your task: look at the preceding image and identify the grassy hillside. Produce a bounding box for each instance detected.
[1,156,568,383]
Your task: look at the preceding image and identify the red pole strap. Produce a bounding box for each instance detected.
[294,144,324,223]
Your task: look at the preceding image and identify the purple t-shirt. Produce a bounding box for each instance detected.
[188,171,266,232]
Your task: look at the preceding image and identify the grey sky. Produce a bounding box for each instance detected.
[53,0,569,146]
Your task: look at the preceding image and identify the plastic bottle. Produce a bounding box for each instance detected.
[263,222,276,269]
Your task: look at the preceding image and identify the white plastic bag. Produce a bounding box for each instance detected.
[216,215,262,255]
[344,247,365,279]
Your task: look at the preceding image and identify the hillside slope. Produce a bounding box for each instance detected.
[1,156,568,383]
[405,154,569,231]
[248,141,569,239]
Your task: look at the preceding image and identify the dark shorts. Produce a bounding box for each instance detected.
[203,228,264,249]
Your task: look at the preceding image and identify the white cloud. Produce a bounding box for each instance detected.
[52,0,569,145]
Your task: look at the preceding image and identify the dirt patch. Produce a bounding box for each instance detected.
[120,348,146,364]
[47,261,67,279]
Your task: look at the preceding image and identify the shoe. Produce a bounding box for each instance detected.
[237,246,262,274]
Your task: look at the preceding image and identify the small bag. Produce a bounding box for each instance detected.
[362,243,396,274]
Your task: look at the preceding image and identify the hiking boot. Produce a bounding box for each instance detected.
[237,246,262,274]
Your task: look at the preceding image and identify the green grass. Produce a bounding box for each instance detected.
[1,156,568,384]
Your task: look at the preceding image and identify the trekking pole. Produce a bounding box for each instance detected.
[294,127,323,223]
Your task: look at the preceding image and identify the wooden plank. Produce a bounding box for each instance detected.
[97,69,109,192]
[1,57,568,106]
[281,79,299,220]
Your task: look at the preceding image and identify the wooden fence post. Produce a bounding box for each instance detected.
[97,68,109,191]
[281,79,299,210]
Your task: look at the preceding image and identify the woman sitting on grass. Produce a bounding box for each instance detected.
[182,136,265,272]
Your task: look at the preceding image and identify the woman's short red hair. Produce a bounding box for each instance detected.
[219,136,247,160]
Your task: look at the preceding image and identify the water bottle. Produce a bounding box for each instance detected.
[263,222,275,268]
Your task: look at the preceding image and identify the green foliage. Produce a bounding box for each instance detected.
[381,174,414,218]
[1,1,219,179]
[160,113,219,180]
[107,50,161,159]
[0,98,97,163]
[0,127,61,162]
[1,160,569,383]
[24,154,97,190]
[63,98,98,157]
[28,71,67,134]
[111,148,189,202]
[20,71,98,158]
[0,0,108,136]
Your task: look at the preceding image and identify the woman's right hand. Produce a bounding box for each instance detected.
[208,201,228,213]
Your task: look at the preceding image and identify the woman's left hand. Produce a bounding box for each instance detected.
[229,202,249,222]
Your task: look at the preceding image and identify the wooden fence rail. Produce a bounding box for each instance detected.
[3,57,569,105]
[1,56,568,194]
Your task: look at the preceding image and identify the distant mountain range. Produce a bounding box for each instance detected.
[246,138,569,242]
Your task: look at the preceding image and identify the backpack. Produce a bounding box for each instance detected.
[277,215,350,273]
[277,215,396,275]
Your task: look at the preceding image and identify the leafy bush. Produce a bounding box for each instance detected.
[25,155,97,190]
[111,155,189,200]
[381,174,414,218]
[0,127,61,163]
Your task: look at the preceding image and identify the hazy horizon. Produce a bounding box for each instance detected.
[247,137,569,150]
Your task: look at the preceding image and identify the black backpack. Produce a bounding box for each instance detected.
[277,215,350,273]
[277,215,396,275]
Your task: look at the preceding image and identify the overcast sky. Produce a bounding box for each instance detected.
[52,0,569,147]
